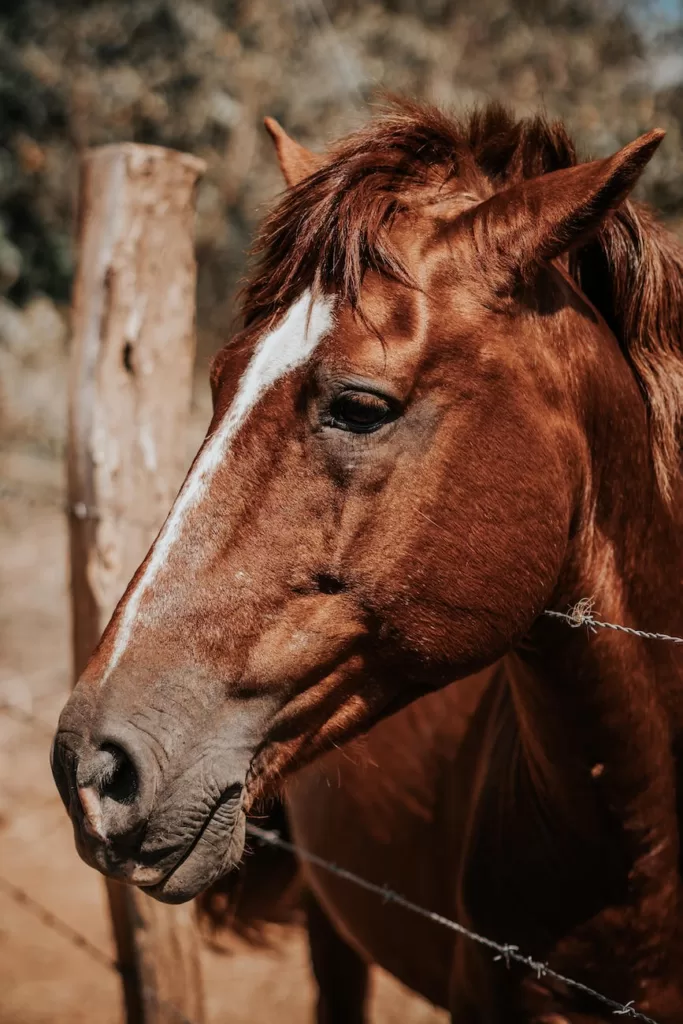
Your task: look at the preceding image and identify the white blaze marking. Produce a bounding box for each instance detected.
[101,290,334,681]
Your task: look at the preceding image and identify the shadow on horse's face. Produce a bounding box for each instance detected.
[52,107,663,902]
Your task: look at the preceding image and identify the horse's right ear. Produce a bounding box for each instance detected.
[263,117,324,187]
[473,128,665,284]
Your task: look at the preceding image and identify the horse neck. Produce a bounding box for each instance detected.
[504,434,683,948]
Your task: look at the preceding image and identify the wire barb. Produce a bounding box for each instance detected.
[3,477,683,649]
[544,601,683,646]
[615,1002,639,1017]
[0,668,672,1024]
[493,943,519,968]
[2,478,681,1023]
[247,824,662,1024]
[6,474,681,648]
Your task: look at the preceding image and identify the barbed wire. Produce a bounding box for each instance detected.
[0,696,56,732]
[0,871,115,972]
[0,480,158,527]
[4,476,683,650]
[0,692,665,1024]
[0,480,101,521]
[246,824,660,1024]
[0,868,201,1024]
[2,476,681,1023]
[544,598,683,646]
[0,686,201,1024]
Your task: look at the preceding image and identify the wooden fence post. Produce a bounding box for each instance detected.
[67,144,207,1024]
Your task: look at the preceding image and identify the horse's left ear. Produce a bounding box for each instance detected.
[264,117,325,187]
[475,128,665,281]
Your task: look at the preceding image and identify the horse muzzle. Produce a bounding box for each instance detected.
[51,716,249,903]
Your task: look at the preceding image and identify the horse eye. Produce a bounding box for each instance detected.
[330,391,393,433]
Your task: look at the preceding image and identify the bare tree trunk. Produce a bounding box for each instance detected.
[67,143,206,1024]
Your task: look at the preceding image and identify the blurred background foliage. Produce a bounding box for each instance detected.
[0,0,682,449]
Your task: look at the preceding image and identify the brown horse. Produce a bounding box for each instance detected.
[51,99,683,1022]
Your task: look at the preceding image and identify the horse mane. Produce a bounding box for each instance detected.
[243,97,683,500]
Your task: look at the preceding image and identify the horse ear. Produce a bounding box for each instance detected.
[475,129,665,281]
[263,117,325,187]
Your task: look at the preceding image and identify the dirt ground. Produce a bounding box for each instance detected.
[0,381,447,1024]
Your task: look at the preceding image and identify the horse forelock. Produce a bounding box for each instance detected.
[243,96,683,502]
[242,98,579,322]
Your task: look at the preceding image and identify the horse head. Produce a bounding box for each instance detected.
[52,102,667,902]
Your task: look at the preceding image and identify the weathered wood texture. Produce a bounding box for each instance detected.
[68,143,206,1024]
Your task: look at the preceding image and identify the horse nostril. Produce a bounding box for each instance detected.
[93,743,139,804]
[76,742,140,842]
[53,726,156,845]
[76,742,139,804]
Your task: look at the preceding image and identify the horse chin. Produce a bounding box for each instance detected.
[140,801,247,905]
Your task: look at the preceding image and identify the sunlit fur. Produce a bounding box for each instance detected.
[101,290,333,683]
[246,100,683,501]
[54,100,683,1022]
